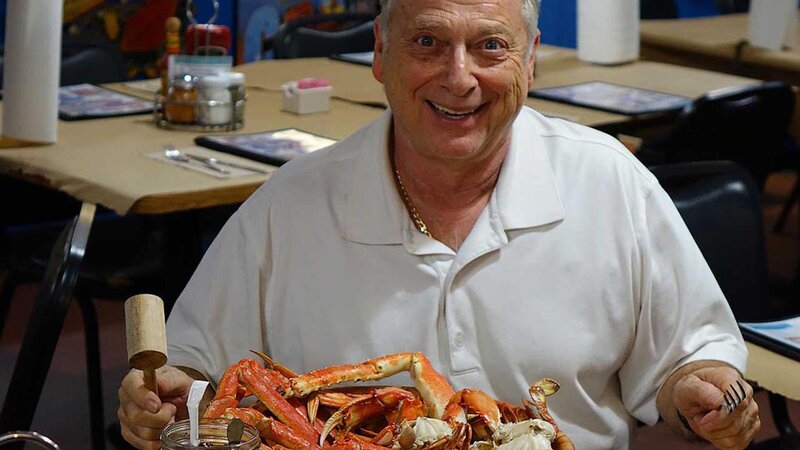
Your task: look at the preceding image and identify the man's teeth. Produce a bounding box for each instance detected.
[430,102,477,117]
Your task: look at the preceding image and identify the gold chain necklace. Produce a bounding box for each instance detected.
[390,147,432,237]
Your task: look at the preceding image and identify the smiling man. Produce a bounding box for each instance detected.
[118,1,759,449]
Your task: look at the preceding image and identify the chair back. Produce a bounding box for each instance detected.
[272,13,376,59]
[0,203,95,436]
[649,161,770,322]
[663,81,795,190]
[716,0,750,13]
[640,0,678,19]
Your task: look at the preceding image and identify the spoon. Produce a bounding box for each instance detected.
[164,146,229,174]
[227,418,245,445]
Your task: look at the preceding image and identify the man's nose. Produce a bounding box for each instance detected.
[442,46,478,96]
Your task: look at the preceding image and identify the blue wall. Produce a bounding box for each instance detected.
[537,0,724,48]
[539,0,577,48]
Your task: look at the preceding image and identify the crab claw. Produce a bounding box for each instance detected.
[525,378,561,429]
[319,387,424,446]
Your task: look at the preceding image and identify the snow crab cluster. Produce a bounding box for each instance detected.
[203,352,575,450]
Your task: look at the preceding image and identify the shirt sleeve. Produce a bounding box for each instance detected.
[618,183,748,425]
[165,191,273,385]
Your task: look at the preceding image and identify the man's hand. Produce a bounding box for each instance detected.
[674,366,760,450]
[659,361,760,450]
[117,365,197,450]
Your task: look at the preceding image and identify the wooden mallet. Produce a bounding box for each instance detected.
[125,294,168,395]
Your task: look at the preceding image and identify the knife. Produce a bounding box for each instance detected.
[184,153,271,174]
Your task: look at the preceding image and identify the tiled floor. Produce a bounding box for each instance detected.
[0,172,798,449]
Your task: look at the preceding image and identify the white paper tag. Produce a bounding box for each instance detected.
[188,380,210,446]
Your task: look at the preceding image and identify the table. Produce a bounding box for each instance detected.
[746,342,800,400]
[746,342,800,446]
[641,13,800,85]
[0,90,383,215]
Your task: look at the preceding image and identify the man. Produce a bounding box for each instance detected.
[118,0,761,448]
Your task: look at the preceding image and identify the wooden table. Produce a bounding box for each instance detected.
[0,90,383,215]
[745,342,800,445]
[641,13,800,85]
[746,342,800,401]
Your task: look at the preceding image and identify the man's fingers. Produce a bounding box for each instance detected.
[119,385,178,427]
[118,409,164,450]
[118,401,178,448]
[698,397,760,449]
[156,366,195,398]
[676,373,727,413]
[120,370,161,414]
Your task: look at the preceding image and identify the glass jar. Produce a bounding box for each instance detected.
[198,75,233,126]
[166,74,198,124]
[161,419,260,450]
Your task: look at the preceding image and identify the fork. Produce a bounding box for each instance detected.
[164,146,229,174]
[721,380,747,413]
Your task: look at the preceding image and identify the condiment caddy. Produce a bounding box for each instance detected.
[155,71,246,131]
[154,0,245,131]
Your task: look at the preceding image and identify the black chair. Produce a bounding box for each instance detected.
[0,203,95,449]
[638,81,796,192]
[650,161,771,322]
[772,154,800,234]
[0,179,167,450]
[716,0,750,13]
[271,13,376,59]
[641,0,678,19]
[650,161,799,448]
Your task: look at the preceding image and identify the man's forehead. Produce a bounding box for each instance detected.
[389,0,523,28]
[390,0,523,16]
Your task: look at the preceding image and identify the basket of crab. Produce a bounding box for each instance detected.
[202,351,575,450]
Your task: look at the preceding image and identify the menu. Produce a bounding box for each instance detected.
[740,316,800,361]
[195,128,337,166]
[59,84,154,120]
[530,81,691,116]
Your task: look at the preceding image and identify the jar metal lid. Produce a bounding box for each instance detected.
[200,75,230,88]
[225,72,245,85]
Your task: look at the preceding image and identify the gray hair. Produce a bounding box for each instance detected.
[377,0,541,51]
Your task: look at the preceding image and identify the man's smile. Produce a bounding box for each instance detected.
[426,100,485,119]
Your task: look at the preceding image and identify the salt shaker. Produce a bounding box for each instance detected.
[198,75,232,126]
[226,72,246,126]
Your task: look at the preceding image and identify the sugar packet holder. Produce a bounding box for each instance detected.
[282,78,332,115]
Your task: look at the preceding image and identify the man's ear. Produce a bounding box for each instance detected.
[372,20,384,84]
[527,29,541,87]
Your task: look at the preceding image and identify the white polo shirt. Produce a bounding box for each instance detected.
[167,106,747,449]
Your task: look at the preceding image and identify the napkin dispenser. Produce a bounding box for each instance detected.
[282,78,332,115]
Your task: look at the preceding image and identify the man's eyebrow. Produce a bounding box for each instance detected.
[406,17,515,36]
[477,23,514,36]
[408,17,449,31]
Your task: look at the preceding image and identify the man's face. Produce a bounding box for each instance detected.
[373,0,538,163]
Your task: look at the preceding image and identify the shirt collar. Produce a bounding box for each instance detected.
[342,108,406,245]
[495,108,565,230]
[342,107,565,245]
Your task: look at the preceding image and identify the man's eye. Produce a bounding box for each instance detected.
[417,36,435,47]
[483,39,501,50]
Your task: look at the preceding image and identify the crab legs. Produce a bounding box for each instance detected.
[203,352,574,450]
